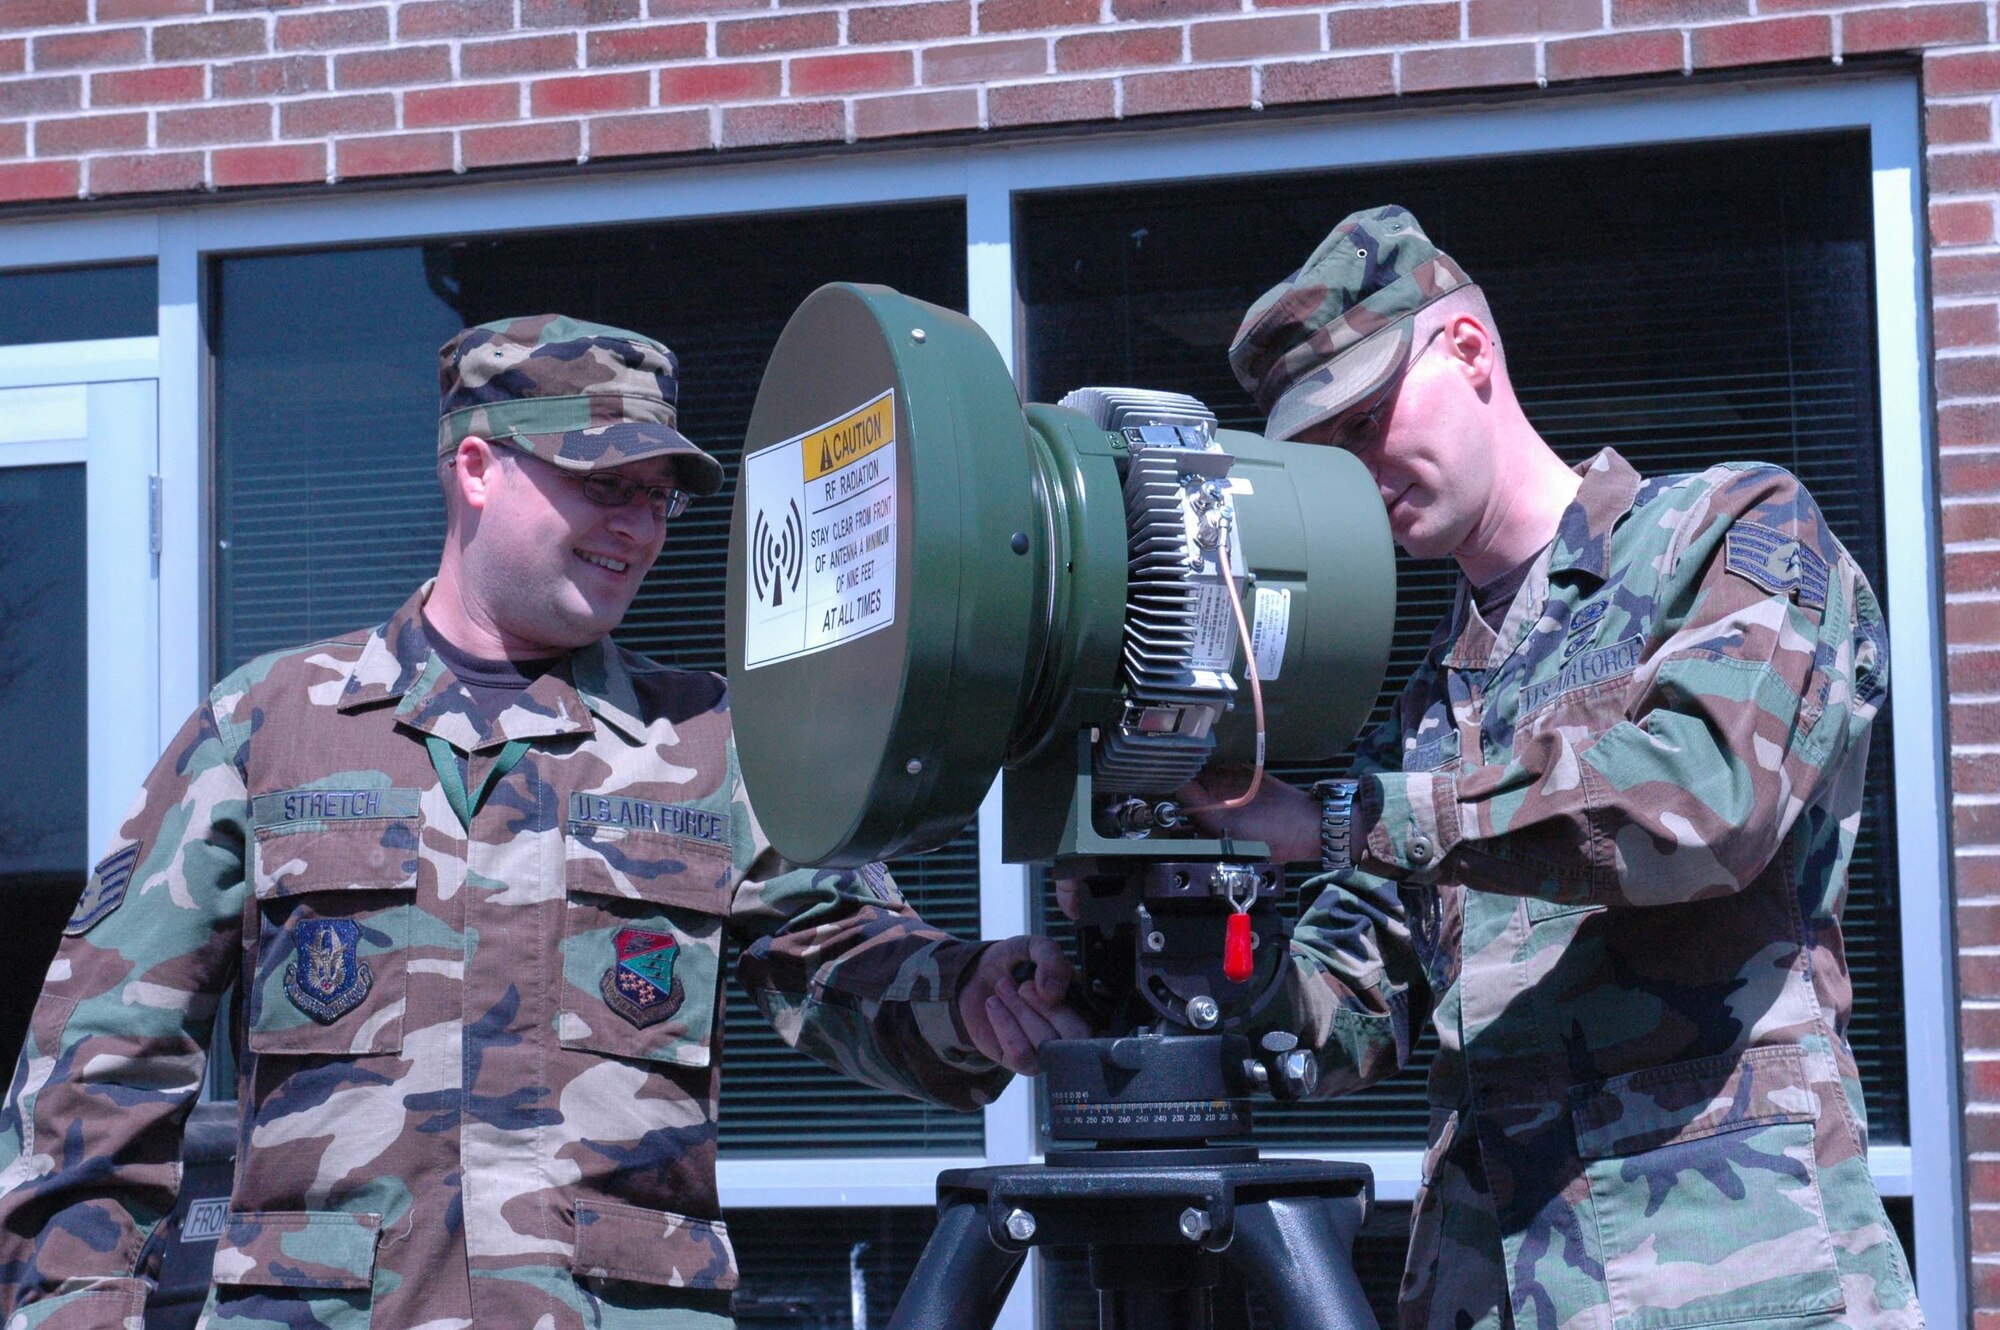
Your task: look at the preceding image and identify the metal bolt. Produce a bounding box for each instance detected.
[906,758,923,775]
[1004,1208,1037,1242]
[1145,930,1166,954]
[911,328,928,343]
[1178,1208,1212,1242]
[1185,995,1220,1030]
[1274,1049,1318,1101]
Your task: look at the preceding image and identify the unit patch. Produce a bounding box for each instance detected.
[66,845,140,936]
[1562,599,1609,663]
[569,794,731,845]
[1725,521,1828,610]
[602,927,684,1028]
[285,918,374,1023]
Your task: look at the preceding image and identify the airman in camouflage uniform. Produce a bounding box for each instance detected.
[1210,208,1922,1329]
[0,315,1081,1329]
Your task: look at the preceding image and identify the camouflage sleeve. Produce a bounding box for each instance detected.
[0,700,249,1324]
[1358,466,1888,908]
[727,784,1007,1112]
[1263,709,1433,1097]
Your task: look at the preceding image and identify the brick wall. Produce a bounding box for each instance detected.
[2,0,1999,1316]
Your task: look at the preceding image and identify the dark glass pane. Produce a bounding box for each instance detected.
[729,1207,935,1328]
[0,263,155,345]
[212,205,983,1154]
[1018,130,1905,1147]
[0,465,87,1070]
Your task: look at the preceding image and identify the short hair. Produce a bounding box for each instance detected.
[1416,285,1507,377]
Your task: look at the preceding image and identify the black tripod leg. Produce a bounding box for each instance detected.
[886,1193,1026,1330]
[1224,1194,1379,1330]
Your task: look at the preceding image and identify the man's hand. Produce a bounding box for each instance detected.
[958,936,1091,1076]
[1175,765,1322,864]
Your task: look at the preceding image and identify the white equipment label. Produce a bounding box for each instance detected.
[740,389,898,670]
[1250,586,1290,681]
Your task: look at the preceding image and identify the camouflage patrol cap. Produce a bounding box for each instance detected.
[437,314,724,496]
[1230,205,1476,443]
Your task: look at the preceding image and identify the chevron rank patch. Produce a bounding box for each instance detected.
[66,844,140,936]
[1725,521,1828,610]
[285,918,374,1023]
[602,927,683,1028]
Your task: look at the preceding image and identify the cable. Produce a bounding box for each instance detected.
[1179,516,1266,816]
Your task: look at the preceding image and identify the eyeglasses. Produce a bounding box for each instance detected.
[481,446,694,520]
[1323,326,1446,451]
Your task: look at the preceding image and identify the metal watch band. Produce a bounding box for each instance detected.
[1313,778,1358,875]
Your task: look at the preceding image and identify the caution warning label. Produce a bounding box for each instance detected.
[741,389,899,670]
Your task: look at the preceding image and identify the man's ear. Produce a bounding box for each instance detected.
[1445,312,1497,392]
[454,436,502,513]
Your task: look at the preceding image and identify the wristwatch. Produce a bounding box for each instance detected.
[1312,779,1359,874]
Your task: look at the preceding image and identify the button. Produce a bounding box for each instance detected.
[1409,837,1434,864]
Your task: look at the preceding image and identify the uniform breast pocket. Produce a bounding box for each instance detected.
[248,821,418,1058]
[1571,1046,1845,1330]
[560,825,734,1068]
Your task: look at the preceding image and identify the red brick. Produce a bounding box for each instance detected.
[280,92,396,137]
[1977,1258,2000,1305]
[212,142,324,188]
[213,54,325,98]
[158,101,273,146]
[1112,0,1233,17]
[853,86,976,137]
[1929,49,2000,96]
[32,27,146,71]
[0,159,77,203]
[523,0,641,25]
[1969,851,2000,896]
[978,0,1096,31]
[1960,903,2000,951]
[396,0,514,38]
[1402,40,1537,89]
[1940,303,2000,349]
[91,64,202,105]
[1261,51,1395,101]
[988,74,1114,125]
[405,81,521,126]
[587,108,709,156]
[1690,16,1832,68]
[95,0,199,16]
[1057,26,1182,69]
[1468,0,1597,36]
[1547,29,1684,78]
[152,18,267,61]
[463,119,581,167]
[1190,14,1321,59]
[34,112,146,154]
[586,23,707,65]
[0,39,22,75]
[717,12,839,55]
[1960,750,2000,797]
[336,45,452,89]
[0,0,84,27]
[1970,1059,2000,1102]
[793,49,915,94]
[1123,63,1252,114]
[87,151,203,197]
[1937,200,2000,248]
[1931,99,1996,147]
[530,71,648,114]
[1966,1108,2000,1151]
[923,36,1046,82]
[1946,446,2000,495]
[719,98,843,147]
[0,75,79,116]
[850,0,971,41]
[1939,252,2000,300]
[1966,800,2000,848]
[1956,701,2000,748]
[1944,401,2000,448]
[1326,3,1459,48]
[1973,1203,2000,1254]
[1932,148,2000,194]
[1953,598,2000,643]
[1947,500,2000,544]
[1954,649,2000,698]
[336,131,455,178]
[276,7,391,50]
[1845,2,1988,52]
[659,59,779,101]
[1966,953,2000,1000]
[1611,0,1743,22]
[0,123,23,156]
[463,35,578,77]
[650,0,764,12]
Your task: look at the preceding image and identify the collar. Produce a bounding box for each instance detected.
[336,582,653,751]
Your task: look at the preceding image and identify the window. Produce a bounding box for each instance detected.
[0,263,155,346]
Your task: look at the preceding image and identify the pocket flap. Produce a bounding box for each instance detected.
[573,1201,739,1291]
[210,1210,381,1290]
[567,827,734,914]
[1572,1046,1820,1159]
[254,820,421,899]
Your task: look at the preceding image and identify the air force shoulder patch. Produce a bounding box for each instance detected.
[66,844,140,935]
[1726,521,1828,610]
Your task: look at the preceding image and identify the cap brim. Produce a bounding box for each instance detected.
[513,424,725,497]
[1264,320,1413,444]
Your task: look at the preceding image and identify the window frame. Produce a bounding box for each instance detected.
[0,71,1959,1328]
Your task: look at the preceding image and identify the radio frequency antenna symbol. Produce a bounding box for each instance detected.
[752,499,804,607]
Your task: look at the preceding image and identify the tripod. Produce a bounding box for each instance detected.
[886,862,1383,1330]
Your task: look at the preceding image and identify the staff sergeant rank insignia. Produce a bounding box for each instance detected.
[603,928,684,1028]
[66,844,140,935]
[285,918,374,1023]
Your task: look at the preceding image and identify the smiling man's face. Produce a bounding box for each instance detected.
[461,443,672,654]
